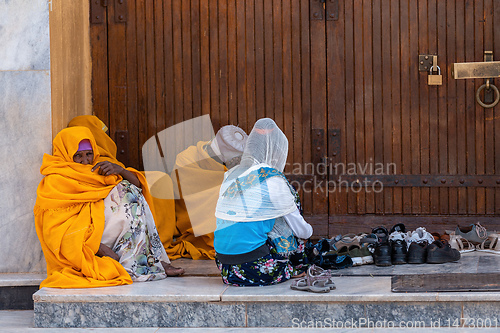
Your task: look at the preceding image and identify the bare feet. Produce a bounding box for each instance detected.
[161,262,185,277]
[96,243,120,262]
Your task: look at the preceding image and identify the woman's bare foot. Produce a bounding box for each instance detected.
[291,271,306,279]
[161,262,185,276]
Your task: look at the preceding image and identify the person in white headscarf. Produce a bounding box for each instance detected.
[214,118,313,286]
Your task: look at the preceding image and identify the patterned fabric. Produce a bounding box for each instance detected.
[216,240,307,287]
[103,181,169,282]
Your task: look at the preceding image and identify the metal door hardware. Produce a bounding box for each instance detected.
[453,51,500,108]
[419,54,437,72]
[428,65,442,86]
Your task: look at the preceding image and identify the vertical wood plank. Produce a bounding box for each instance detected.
[456,0,467,214]
[236,0,246,129]
[344,0,356,214]
[282,0,293,168]
[209,0,220,128]
[145,0,156,141]
[199,0,211,119]
[273,0,283,128]
[363,0,375,214]
[465,0,476,214]
[391,0,402,214]
[446,0,458,214]
[227,0,237,125]
[182,0,193,123]
[254,0,266,121]
[126,0,139,168]
[328,0,347,215]
[484,0,495,214]
[263,0,274,120]
[428,0,439,214]
[136,0,149,166]
[246,0,257,128]
[494,0,500,214]
[419,0,430,214]
[409,0,421,214]
[475,0,486,214]
[172,0,184,125]
[191,0,202,119]
[437,0,449,215]
[381,0,393,214]
[400,0,412,214]
[353,0,365,214]
[372,0,385,214]
[218,0,229,126]
[310,0,328,218]
[90,1,109,129]
[300,0,312,215]
[154,0,165,139]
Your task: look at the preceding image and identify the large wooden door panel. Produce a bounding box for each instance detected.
[325,0,500,234]
[91,0,500,238]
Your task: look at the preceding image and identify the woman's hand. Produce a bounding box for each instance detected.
[92,161,124,176]
[92,161,141,188]
[96,243,120,262]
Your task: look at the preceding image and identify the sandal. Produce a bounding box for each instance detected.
[290,277,330,293]
[307,265,336,290]
[476,232,500,254]
[449,234,475,253]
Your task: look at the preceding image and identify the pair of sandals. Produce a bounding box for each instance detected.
[290,265,336,293]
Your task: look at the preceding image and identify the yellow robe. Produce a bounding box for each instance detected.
[167,141,226,260]
[34,127,132,288]
[67,116,177,258]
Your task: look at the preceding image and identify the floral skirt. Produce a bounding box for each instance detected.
[102,180,169,282]
[215,240,307,287]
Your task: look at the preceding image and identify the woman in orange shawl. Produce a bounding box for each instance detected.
[35,126,183,288]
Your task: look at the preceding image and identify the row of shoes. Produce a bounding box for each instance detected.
[371,224,460,266]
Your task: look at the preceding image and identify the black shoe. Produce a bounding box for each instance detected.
[390,238,408,265]
[426,240,461,264]
[372,226,391,266]
[407,242,427,264]
[372,226,389,244]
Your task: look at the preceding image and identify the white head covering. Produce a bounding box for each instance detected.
[210,125,248,164]
[215,118,296,222]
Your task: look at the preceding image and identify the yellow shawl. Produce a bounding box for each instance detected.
[67,116,176,254]
[34,126,132,288]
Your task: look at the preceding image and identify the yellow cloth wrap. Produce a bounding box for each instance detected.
[67,116,158,226]
[34,126,133,288]
[166,141,227,260]
[68,116,179,259]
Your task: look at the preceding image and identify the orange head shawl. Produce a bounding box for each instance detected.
[34,126,132,288]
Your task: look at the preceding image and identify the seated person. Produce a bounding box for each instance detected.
[214,118,313,286]
[169,125,248,260]
[34,126,183,288]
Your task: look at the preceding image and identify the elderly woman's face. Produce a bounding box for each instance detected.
[73,150,94,165]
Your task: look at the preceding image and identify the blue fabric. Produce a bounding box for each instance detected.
[214,218,275,255]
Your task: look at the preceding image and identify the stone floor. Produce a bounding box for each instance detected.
[30,251,500,329]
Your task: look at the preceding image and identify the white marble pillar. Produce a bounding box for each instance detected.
[0,0,52,273]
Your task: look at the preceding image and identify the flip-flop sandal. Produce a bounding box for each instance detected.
[290,278,331,293]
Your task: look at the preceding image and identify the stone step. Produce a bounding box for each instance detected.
[33,275,500,329]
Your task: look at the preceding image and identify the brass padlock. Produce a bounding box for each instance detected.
[428,65,442,85]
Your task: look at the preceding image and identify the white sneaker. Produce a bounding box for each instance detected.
[405,227,435,249]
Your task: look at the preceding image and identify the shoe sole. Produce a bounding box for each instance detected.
[351,255,374,266]
[407,256,425,264]
[426,257,460,264]
[392,254,407,265]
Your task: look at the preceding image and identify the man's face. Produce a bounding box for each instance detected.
[73,150,94,165]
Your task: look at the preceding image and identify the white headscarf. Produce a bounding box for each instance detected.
[215,118,296,222]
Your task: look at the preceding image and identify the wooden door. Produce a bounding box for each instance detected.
[90,0,500,238]
[321,0,500,235]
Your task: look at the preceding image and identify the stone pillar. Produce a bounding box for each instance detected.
[0,0,52,273]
